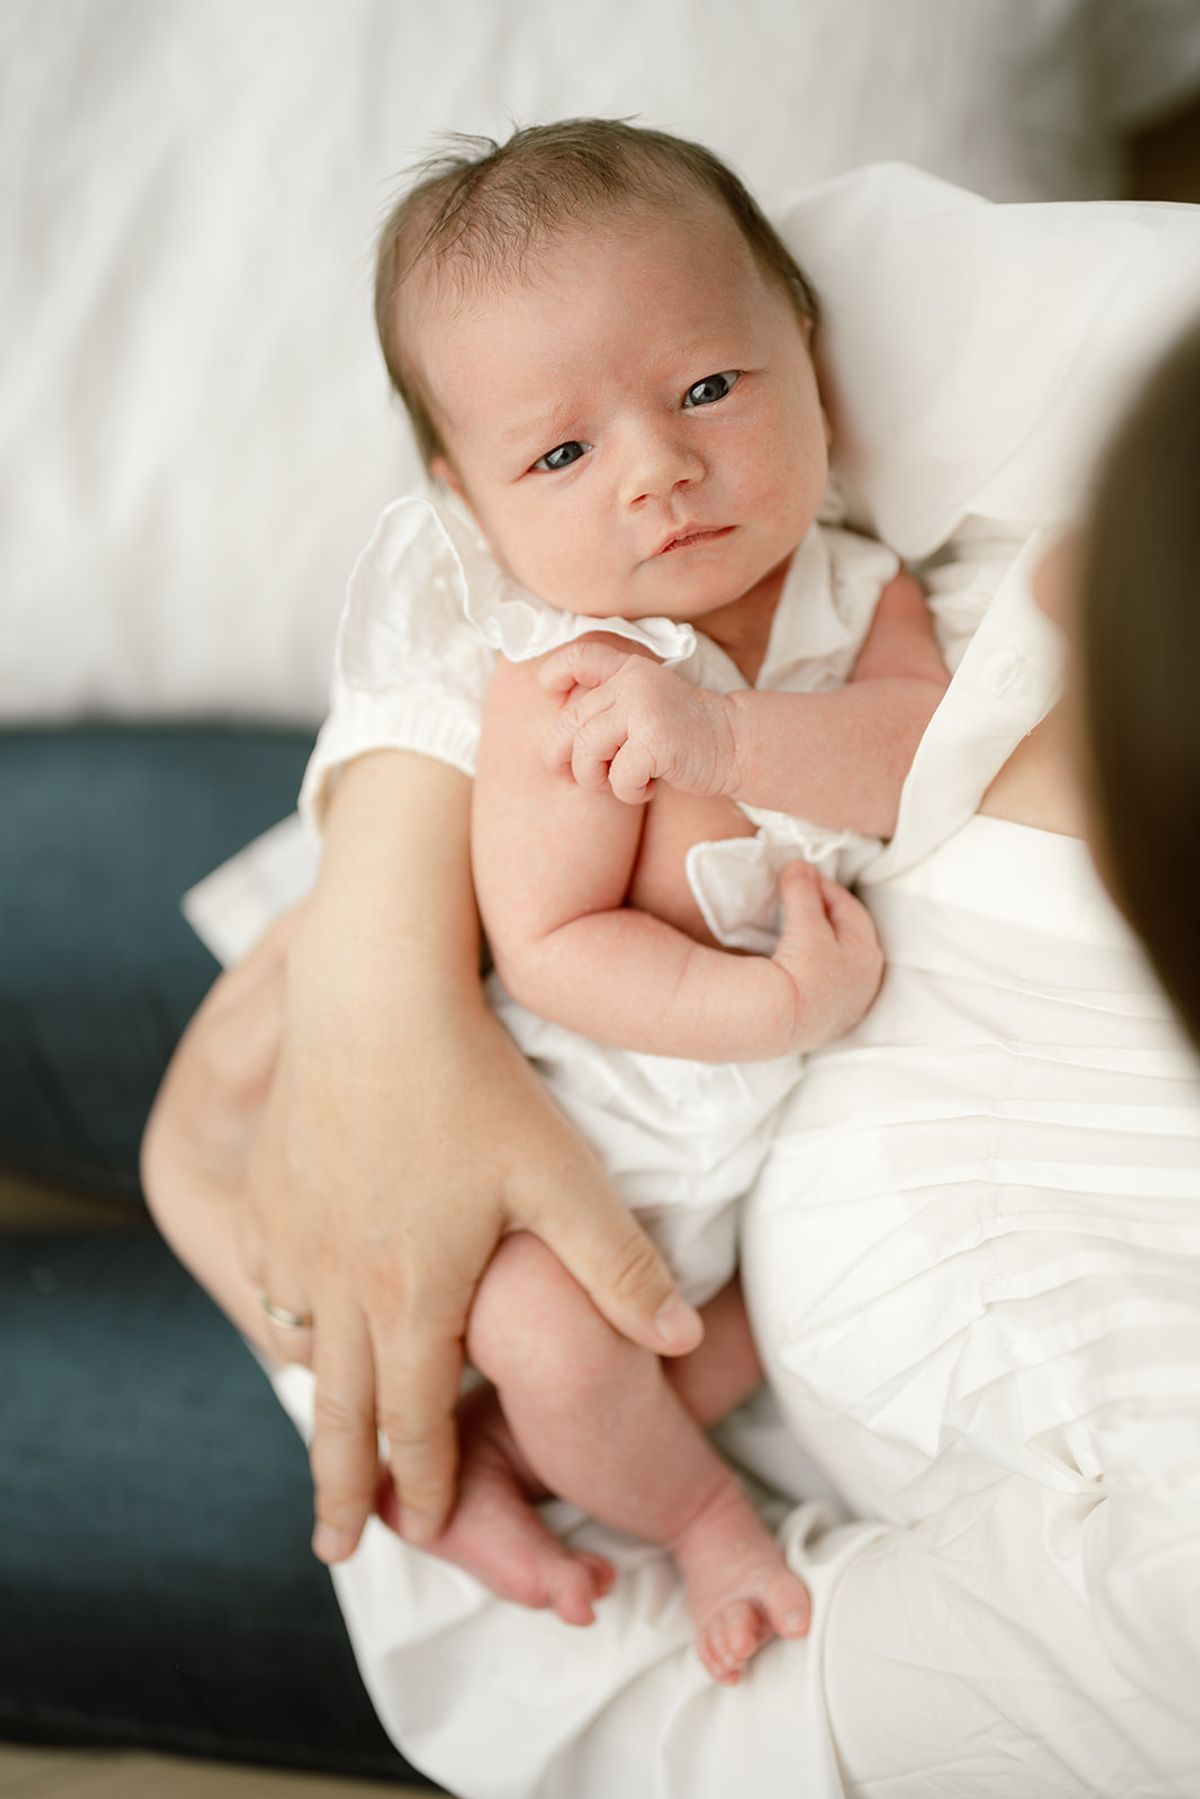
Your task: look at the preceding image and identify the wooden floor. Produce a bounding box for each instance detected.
[0,1743,431,1796]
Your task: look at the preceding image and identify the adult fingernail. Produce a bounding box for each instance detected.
[312,1522,355,1564]
[654,1294,702,1349]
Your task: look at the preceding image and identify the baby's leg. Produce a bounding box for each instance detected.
[416,1380,618,1628]
[460,1234,810,1684]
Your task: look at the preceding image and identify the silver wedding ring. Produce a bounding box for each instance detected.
[259,1290,315,1331]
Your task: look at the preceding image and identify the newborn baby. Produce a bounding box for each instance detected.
[326,119,949,1684]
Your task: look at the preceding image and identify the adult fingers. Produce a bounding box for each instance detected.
[236,1198,266,1295]
[309,1299,379,1565]
[240,1082,315,1366]
[516,1147,703,1356]
[255,1259,316,1369]
[370,1302,467,1546]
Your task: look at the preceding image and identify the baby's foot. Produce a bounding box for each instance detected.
[382,1386,615,1627]
[670,1476,811,1685]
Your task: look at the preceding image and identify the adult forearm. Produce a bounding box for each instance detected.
[295,750,482,1016]
[723,677,945,836]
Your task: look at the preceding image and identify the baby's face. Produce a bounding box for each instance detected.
[420,201,828,622]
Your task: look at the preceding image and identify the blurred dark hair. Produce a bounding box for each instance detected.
[1078,314,1200,1049]
[373,118,820,467]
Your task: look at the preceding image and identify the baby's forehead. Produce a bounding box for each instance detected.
[421,192,757,321]
[406,196,781,442]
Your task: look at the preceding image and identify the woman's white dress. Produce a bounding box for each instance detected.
[266,805,1200,1799]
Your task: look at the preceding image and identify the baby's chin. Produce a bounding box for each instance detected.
[550,591,739,627]
[512,539,773,624]
[550,572,755,626]
[510,578,715,625]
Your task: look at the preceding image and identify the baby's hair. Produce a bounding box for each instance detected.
[374,118,821,467]
[1079,312,1200,1048]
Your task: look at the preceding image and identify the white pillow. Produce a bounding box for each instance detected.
[4,0,1200,723]
[786,165,1200,557]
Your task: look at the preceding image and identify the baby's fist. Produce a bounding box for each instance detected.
[539,640,737,804]
[771,863,884,1051]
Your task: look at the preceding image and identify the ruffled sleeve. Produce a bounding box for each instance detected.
[299,494,697,831]
[298,496,495,828]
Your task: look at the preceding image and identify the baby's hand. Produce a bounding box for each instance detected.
[539,639,737,804]
[771,863,884,1051]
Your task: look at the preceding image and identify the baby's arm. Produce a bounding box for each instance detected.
[473,645,882,1061]
[542,572,948,836]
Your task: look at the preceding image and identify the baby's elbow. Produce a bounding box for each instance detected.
[487,935,546,1013]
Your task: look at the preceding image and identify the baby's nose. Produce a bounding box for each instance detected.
[620,425,705,507]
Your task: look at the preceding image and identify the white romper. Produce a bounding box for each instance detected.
[302,493,898,1306]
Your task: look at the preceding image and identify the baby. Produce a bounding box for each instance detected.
[346,120,949,1684]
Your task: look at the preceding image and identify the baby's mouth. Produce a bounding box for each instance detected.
[655,526,734,555]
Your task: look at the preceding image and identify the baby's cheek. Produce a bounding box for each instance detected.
[754,461,821,539]
[529,539,621,617]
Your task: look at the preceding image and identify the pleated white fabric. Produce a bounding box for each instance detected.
[270,812,1200,1797]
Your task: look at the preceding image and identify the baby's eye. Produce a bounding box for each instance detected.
[682,371,740,409]
[533,441,589,472]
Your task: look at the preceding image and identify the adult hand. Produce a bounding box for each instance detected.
[244,979,704,1562]
[236,751,705,1563]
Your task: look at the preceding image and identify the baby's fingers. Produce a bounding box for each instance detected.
[818,877,885,996]
[541,688,612,775]
[818,875,879,946]
[607,739,657,804]
[538,640,631,696]
[776,861,834,940]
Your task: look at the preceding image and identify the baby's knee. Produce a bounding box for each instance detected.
[467,1232,621,1397]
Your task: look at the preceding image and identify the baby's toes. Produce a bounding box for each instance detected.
[699,1598,769,1684]
[577,1551,617,1598]
[697,1626,741,1687]
[761,1569,812,1639]
[547,1558,601,1628]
